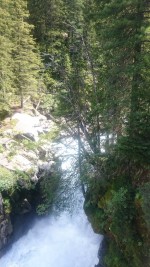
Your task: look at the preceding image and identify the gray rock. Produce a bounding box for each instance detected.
[31,174,38,183]
[0,194,13,250]
[15,132,38,142]
[23,132,37,142]
[0,194,3,214]
[0,218,13,249]
[8,155,35,172]
[0,111,57,251]
[20,199,32,214]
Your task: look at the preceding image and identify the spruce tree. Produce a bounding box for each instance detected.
[93,0,150,143]
[12,0,41,108]
[0,0,14,102]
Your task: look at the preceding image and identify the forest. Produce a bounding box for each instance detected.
[0,0,150,266]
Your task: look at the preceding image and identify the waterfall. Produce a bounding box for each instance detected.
[0,138,102,267]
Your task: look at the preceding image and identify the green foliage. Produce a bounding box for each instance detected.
[21,139,39,151]
[0,1,15,101]
[105,240,128,267]
[85,177,147,266]
[0,166,31,193]
[38,94,56,113]
[0,101,11,120]
[106,188,128,216]
[36,165,61,215]
[36,203,49,216]
[0,166,16,192]
[84,144,150,267]
[84,204,107,234]
[0,144,5,153]
[0,0,42,108]
[3,198,11,214]
[104,233,144,267]
[14,169,32,190]
[12,0,41,107]
[139,182,150,229]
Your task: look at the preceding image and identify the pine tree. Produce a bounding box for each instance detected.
[0,0,14,101]
[97,0,149,125]
[12,0,41,108]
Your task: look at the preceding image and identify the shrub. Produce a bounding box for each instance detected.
[36,168,61,215]
[0,144,5,153]
[0,166,15,192]
[3,198,11,214]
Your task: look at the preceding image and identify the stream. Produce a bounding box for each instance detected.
[0,139,102,267]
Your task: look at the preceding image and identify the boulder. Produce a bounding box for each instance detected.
[9,155,35,172]
[15,132,38,142]
[37,160,55,178]
[12,113,40,141]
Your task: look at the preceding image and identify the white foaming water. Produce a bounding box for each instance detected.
[0,139,102,267]
[0,210,101,267]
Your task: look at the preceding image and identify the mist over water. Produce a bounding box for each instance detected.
[0,139,102,267]
[0,210,101,267]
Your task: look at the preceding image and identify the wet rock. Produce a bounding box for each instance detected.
[0,194,3,214]
[15,133,37,142]
[95,237,108,267]
[38,147,47,159]
[31,174,38,183]
[38,160,55,178]
[0,194,13,250]
[20,199,32,214]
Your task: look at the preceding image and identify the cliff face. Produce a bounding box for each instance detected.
[84,180,150,267]
[84,148,150,267]
[0,164,57,251]
[0,110,60,251]
[0,194,13,250]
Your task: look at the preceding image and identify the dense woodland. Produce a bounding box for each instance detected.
[0,0,150,266]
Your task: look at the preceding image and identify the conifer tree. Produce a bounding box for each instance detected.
[0,0,14,102]
[12,0,41,108]
[94,0,150,138]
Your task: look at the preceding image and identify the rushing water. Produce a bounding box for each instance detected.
[0,210,101,267]
[0,139,102,267]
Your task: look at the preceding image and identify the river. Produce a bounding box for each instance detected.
[0,139,102,267]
